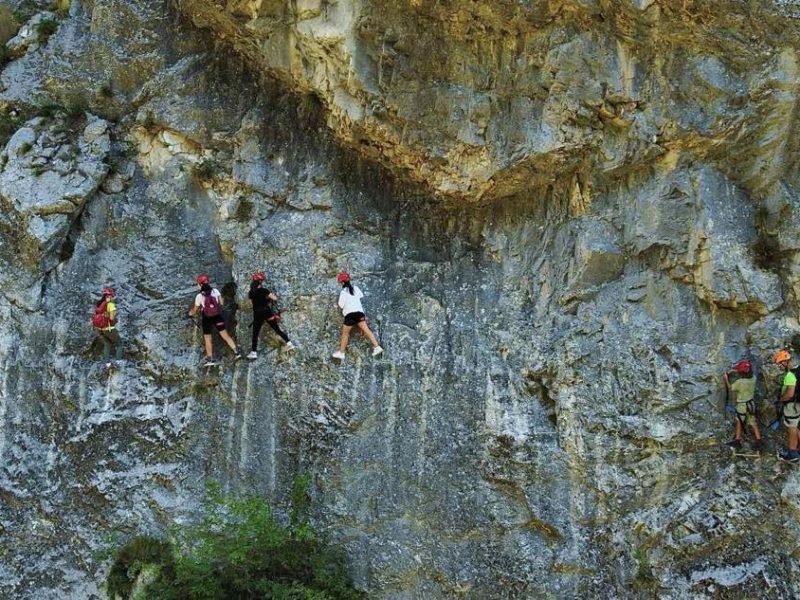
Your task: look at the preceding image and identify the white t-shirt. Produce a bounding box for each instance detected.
[338,286,364,316]
[195,288,222,312]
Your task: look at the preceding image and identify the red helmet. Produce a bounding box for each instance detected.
[734,360,752,375]
[252,271,266,282]
[196,274,210,285]
[102,287,115,297]
[337,271,351,283]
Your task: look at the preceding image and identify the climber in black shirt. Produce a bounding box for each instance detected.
[247,272,294,359]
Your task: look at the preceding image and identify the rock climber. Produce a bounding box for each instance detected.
[92,286,122,369]
[188,274,242,366]
[723,360,762,451]
[332,271,383,360]
[774,349,800,462]
[247,271,294,360]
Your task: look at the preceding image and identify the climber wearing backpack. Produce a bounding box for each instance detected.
[723,360,762,451]
[92,287,123,369]
[188,274,242,366]
[247,271,294,360]
[774,350,800,462]
[332,272,383,360]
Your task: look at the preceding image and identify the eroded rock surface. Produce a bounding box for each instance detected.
[1,0,800,598]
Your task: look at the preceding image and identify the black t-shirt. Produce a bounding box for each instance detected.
[249,286,276,315]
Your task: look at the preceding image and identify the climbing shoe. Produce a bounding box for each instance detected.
[778,450,800,462]
[372,346,384,357]
[332,351,345,360]
[233,349,243,360]
[203,358,219,367]
[752,438,764,451]
[285,341,295,351]
[247,351,258,360]
[105,361,115,370]
[725,439,743,449]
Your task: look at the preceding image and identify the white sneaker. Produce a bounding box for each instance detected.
[246,351,258,360]
[285,341,295,351]
[372,346,384,357]
[105,361,114,369]
[332,350,345,360]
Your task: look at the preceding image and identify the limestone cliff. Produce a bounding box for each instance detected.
[1,0,800,598]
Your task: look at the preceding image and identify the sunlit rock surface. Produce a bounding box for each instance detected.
[1,0,800,597]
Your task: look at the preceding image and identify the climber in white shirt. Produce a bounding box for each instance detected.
[332,271,383,360]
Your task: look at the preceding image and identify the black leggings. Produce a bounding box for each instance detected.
[252,312,289,351]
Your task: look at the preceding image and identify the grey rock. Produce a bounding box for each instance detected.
[2,1,800,599]
[5,127,36,156]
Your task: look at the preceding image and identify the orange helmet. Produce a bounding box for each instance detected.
[774,350,792,364]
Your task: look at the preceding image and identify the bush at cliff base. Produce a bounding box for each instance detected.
[106,479,363,599]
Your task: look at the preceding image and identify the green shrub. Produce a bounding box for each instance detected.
[107,479,363,600]
[37,101,62,119]
[191,159,216,182]
[35,18,58,44]
[99,82,114,98]
[18,141,32,154]
[64,100,86,121]
[106,536,174,600]
[234,197,254,222]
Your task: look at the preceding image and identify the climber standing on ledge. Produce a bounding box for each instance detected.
[723,360,762,451]
[332,271,383,361]
[189,274,242,366]
[774,350,800,462]
[247,271,294,360]
[92,286,123,369]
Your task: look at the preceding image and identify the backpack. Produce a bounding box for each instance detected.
[790,367,800,403]
[92,300,111,329]
[202,292,221,317]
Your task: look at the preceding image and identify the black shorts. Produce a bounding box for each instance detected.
[202,314,226,334]
[343,312,365,327]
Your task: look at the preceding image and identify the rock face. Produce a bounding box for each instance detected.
[1,0,800,598]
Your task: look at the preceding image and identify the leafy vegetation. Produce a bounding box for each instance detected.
[752,205,782,273]
[234,197,254,222]
[99,82,114,98]
[35,98,87,128]
[35,18,58,44]
[190,159,216,182]
[106,478,362,600]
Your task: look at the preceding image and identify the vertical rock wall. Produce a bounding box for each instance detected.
[1,0,800,598]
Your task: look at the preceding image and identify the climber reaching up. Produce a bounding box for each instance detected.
[92,286,123,369]
[723,360,762,452]
[332,272,383,361]
[189,274,242,366]
[774,350,800,462]
[247,271,294,360]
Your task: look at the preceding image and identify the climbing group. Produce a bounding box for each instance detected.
[723,350,800,462]
[91,270,383,370]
